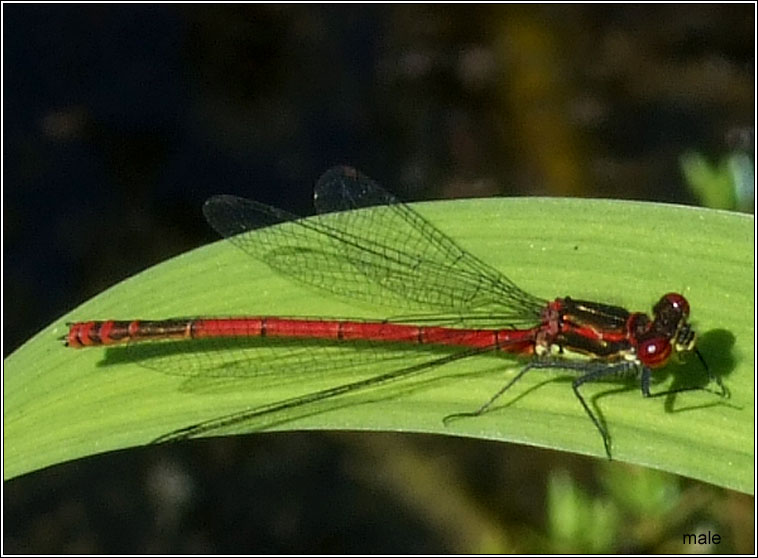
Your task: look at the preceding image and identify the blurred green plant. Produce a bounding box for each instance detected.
[680,151,754,212]
[547,465,732,553]
[548,468,621,552]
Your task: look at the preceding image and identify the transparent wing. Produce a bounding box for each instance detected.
[203,166,546,327]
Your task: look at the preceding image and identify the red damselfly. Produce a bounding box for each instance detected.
[66,166,727,458]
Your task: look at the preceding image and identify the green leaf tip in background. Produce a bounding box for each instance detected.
[680,150,755,212]
[4,197,753,493]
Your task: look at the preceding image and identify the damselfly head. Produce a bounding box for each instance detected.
[635,293,697,368]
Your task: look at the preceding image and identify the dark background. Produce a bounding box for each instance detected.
[4,4,754,553]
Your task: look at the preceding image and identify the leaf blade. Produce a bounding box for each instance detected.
[4,197,753,493]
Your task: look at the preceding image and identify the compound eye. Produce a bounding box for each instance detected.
[660,293,690,317]
[638,336,672,368]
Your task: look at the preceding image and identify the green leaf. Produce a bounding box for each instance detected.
[4,198,753,493]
